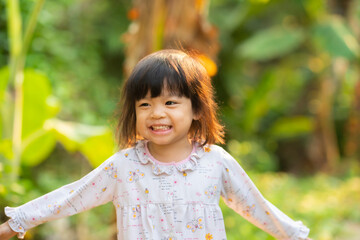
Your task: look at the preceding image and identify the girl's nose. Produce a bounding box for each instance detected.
[150,105,166,119]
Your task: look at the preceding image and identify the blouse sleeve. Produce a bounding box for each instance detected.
[4,153,120,238]
[219,149,309,240]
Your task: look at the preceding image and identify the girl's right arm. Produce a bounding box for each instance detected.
[4,153,121,237]
[0,221,18,239]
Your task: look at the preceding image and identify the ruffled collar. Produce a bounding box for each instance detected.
[135,140,205,175]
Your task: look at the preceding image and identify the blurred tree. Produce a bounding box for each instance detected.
[307,0,359,172]
[123,0,219,77]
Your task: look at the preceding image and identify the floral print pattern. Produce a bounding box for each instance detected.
[186,217,204,232]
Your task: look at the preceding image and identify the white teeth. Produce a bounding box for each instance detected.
[152,125,170,130]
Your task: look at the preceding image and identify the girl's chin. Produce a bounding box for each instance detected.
[146,138,172,146]
[147,137,191,148]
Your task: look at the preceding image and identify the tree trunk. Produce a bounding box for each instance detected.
[344,79,360,160]
[308,73,340,172]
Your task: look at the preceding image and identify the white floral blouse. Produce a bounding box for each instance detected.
[5,140,309,239]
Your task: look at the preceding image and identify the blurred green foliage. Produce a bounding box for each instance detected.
[0,0,124,213]
[0,0,360,239]
[210,0,360,173]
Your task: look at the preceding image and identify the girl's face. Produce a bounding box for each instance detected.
[135,88,197,150]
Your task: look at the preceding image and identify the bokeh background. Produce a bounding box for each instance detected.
[1,0,360,239]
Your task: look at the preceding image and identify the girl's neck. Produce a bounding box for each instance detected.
[147,140,193,163]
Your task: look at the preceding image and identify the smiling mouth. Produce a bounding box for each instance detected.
[151,125,171,130]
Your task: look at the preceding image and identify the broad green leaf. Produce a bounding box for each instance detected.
[21,129,56,166]
[0,139,13,159]
[311,17,359,60]
[22,69,56,138]
[47,119,111,153]
[80,130,116,168]
[46,96,61,117]
[19,70,60,166]
[236,26,305,61]
[268,116,314,140]
[46,119,115,167]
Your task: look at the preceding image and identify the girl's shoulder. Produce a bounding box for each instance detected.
[196,144,234,167]
[201,143,228,157]
[201,143,239,166]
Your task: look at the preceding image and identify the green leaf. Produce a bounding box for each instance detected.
[22,69,56,138]
[236,26,305,61]
[80,129,116,168]
[46,119,116,167]
[311,17,359,59]
[267,116,314,140]
[47,119,113,154]
[18,70,59,166]
[21,129,56,166]
[0,139,13,159]
[242,69,278,132]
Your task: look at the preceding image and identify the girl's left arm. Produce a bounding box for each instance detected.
[219,149,310,240]
[4,153,120,238]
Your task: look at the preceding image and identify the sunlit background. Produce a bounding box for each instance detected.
[1,0,360,239]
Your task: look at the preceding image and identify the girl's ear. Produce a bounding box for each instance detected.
[193,112,201,121]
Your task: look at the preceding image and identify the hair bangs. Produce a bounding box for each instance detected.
[130,58,191,101]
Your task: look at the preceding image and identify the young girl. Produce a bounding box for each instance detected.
[0,49,311,240]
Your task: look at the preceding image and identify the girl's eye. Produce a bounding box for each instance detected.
[165,101,176,105]
[139,103,150,107]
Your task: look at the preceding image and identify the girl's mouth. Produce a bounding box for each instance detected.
[150,125,171,131]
